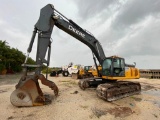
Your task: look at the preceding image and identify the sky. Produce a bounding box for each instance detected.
[0,0,160,69]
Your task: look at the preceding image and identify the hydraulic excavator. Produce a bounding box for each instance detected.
[10,4,141,107]
[73,65,101,79]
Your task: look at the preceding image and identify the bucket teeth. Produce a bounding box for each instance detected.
[38,74,59,96]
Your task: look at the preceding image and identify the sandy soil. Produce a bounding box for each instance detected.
[0,74,160,120]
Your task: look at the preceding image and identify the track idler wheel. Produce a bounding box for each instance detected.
[78,80,89,90]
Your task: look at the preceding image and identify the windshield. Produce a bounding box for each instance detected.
[102,58,112,76]
[113,58,120,68]
[103,59,111,69]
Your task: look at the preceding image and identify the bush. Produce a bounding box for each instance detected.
[42,67,53,74]
[0,64,6,72]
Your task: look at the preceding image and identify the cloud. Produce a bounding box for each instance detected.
[112,0,160,29]
[73,0,118,19]
[115,16,160,57]
[72,0,160,69]
[0,18,36,58]
[0,0,160,69]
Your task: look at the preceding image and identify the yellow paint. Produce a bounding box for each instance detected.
[102,67,140,80]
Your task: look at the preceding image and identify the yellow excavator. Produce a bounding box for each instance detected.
[10,4,141,107]
[72,65,101,79]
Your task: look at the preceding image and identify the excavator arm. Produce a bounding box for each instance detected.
[27,4,106,75]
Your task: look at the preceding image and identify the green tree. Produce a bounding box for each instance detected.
[0,40,9,72]
[0,40,36,73]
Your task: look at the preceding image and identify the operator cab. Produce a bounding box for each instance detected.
[84,66,92,72]
[102,56,125,77]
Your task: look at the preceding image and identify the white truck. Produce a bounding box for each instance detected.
[61,62,83,77]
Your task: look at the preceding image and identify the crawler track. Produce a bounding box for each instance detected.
[79,79,141,101]
[97,81,141,101]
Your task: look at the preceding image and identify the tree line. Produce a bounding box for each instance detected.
[0,40,35,74]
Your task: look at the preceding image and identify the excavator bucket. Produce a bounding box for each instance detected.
[10,74,58,107]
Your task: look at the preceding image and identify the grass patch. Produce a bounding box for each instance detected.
[91,107,107,118]
[60,80,77,87]
[69,81,77,85]
[59,80,70,82]
[80,105,89,109]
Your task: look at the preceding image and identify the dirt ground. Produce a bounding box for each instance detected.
[0,74,160,120]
